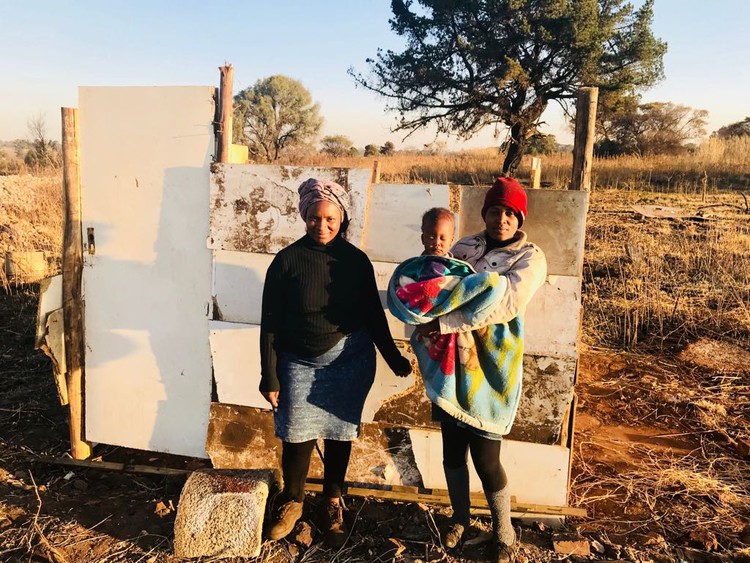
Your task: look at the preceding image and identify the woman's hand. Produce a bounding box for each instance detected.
[415,319,441,339]
[391,355,412,377]
[262,391,279,411]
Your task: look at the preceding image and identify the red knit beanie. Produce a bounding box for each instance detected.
[481,177,527,226]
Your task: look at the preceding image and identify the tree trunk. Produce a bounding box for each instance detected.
[502,121,528,175]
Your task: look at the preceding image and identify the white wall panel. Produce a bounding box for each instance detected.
[410,428,569,507]
[361,346,417,423]
[363,184,458,263]
[208,321,266,409]
[212,251,272,324]
[79,87,214,458]
[460,187,588,277]
[524,275,580,359]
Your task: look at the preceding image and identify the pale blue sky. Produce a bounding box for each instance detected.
[1,1,747,150]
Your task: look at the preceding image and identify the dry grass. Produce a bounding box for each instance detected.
[284,136,750,191]
[0,172,62,288]
[583,190,750,351]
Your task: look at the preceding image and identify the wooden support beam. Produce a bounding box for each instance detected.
[34,455,586,517]
[217,64,234,163]
[61,108,92,461]
[371,159,381,184]
[570,87,598,191]
[530,157,542,189]
[305,481,586,517]
[34,455,190,477]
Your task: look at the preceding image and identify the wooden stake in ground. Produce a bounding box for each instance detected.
[530,157,542,189]
[61,107,92,460]
[217,64,234,163]
[570,87,598,191]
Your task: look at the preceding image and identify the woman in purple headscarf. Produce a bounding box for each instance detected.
[260,178,412,547]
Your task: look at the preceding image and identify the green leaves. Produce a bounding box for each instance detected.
[233,75,323,162]
[352,0,666,173]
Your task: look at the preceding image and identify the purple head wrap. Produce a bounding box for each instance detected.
[298,178,351,225]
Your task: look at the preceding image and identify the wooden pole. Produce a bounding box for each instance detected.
[217,64,234,163]
[570,86,598,191]
[61,107,92,460]
[530,157,542,189]
[371,159,381,184]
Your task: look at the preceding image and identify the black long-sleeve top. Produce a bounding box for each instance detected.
[259,234,402,392]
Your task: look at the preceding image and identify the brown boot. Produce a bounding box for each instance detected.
[267,499,304,540]
[441,522,465,549]
[319,498,349,548]
[491,541,518,563]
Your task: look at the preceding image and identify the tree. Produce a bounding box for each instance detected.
[380,141,395,156]
[233,75,323,162]
[24,113,61,170]
[714,117,750,139]
[364,144,379,156]
[351,0,666,173]
[525,132,557,155]
[320,135,356,157]
[596,101,707,156]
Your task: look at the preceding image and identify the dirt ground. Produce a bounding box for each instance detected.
[1,287,748,562]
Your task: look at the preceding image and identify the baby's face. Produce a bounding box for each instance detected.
[421,219,454,256]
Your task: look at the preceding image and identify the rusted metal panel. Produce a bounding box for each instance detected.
[363,184,458,263]
[510,356,576,444]
[206,403,280,470]
[206,403,422,487]
[459,187,588,277]
[208,164,371,253]
[206,400,571,512]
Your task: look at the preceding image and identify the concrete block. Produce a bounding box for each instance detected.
[174,469,276,559]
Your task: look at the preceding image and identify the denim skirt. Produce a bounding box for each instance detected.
[274,330,376,443]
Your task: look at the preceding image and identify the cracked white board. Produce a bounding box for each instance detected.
[209,164,371,253]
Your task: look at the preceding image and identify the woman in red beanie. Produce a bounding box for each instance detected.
[418,176,547,562]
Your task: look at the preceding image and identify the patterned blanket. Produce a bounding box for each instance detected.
[387,255,525,435]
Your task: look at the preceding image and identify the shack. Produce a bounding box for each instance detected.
[38,83,589,522]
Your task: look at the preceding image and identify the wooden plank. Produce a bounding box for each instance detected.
[217,64,233,163]
[571,87,598,192]
[35,455,585,516]
[530,157,542,189]
[304,481,586,517]
[61,107,92,460]
[34,455,189,477]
